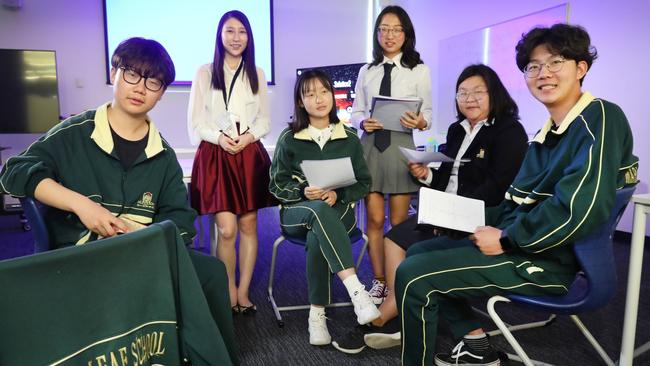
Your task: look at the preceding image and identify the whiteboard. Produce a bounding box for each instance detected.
[437,4,569,135]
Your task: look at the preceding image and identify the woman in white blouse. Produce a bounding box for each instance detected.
[188,10,276,315]
[350,5,433,305]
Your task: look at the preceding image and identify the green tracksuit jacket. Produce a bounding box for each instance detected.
[269,122,371,206]
[0,102,196,247]
[489,92,639,267]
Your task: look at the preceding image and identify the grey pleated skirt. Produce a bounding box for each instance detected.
[361,131,420,194]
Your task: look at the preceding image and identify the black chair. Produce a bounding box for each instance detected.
[19,197,51,253]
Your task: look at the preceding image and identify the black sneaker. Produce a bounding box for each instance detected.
[332,324,369,354]
[434,339,503,366]
[363,318,401,349]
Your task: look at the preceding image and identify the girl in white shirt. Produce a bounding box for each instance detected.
[350,5,433,305]
[188,10,276,315]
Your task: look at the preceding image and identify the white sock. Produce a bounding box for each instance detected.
[342,274,365,297]
[309,305,325,319]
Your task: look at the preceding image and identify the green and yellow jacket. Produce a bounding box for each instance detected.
[0,103,196,246]
[269,122,371,208]
[488,92,639,268]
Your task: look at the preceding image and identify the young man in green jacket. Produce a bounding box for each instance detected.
[0,37,237,365]
[368,24,638,366]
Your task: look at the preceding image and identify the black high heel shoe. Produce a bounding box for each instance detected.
[238,303,257,316]
[231,304,241,315]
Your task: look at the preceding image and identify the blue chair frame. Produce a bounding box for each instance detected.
[486,186,636,365]
[267,217,368,327]
[19,197,51,253]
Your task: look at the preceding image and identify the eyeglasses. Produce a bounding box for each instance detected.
[377,26,404,36]
[523,57,568,78]
[456,90,488,103]
[119,67,164,92]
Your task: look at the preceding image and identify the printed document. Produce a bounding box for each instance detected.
[370,96,423,132]
[300,157,357,190]
[417,187,484,234]
[399,147,470,164]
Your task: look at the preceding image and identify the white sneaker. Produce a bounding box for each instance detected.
[368,279,386,305]
[350,287,381,325]
[308,313,331,346]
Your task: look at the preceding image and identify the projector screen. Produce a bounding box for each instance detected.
[103,0,274,85]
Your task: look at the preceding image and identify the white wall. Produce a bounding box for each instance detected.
[0,0,647,232]
[400,0,649,232]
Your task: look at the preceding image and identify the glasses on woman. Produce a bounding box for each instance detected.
[455,90,488,103]
[523,57,567,78]
[377,26,404,36]
[120,67,164,92]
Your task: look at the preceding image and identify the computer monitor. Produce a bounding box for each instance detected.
[0,49,60,133]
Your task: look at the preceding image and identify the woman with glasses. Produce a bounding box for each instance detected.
[350,5,433,307]
[188,10,276,315]
[333,64,528,354]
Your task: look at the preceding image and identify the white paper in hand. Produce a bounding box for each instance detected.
[417,187,484,234]
[370,96,422,132]
[300,157,357,190]
[399,146,464,163]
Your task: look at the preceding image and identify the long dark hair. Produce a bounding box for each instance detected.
[211,10,259,93]
[289,69,340,133]
[455,64,519,123]
[370,5,423,69]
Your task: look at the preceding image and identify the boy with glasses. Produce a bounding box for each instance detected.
[387,24,638,366]
[0,37,237,365]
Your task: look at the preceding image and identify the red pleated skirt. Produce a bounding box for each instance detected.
[190,139,277,215]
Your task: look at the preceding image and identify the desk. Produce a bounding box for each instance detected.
[619,193,650,365]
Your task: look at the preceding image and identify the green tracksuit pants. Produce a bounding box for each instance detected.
[279,200,357,305]
[188,249,238,365]
[395,237,577,366]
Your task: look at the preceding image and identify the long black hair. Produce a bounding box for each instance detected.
[455,64,519,124]
[211,10,259,93]
[289,69,340,133]
[370,5,423,69]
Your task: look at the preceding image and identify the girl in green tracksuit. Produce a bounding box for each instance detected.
[269,69,380,346]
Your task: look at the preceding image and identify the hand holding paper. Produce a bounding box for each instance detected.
[399,147,469,164]
[370,96,423,132]
[300,157,357,191]
[417,187,485,234]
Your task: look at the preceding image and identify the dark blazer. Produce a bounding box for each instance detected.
[426,117,528,207]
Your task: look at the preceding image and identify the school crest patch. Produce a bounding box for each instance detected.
[136,192,155,210]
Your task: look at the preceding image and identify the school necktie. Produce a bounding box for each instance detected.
[374,63,394,152]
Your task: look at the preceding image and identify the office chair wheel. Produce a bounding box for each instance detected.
[23,223,31,231]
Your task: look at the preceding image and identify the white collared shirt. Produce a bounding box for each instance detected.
[187,62,270,145]
[307,124,334,150]
[350,53,433,130]
[420,119,491,192]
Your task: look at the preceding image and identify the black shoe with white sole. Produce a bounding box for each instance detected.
[332,324,368,354]
[363,318,401,349]
[434,339,505,366]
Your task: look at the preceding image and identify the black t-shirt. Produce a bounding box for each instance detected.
[110,125,149,170]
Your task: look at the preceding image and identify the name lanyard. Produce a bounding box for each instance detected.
[222,61,244,111]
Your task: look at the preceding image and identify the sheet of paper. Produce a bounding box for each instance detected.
[399,146,470,163]
[300,157,357,190]
[417,187,485,234]
[370,96,423,132]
